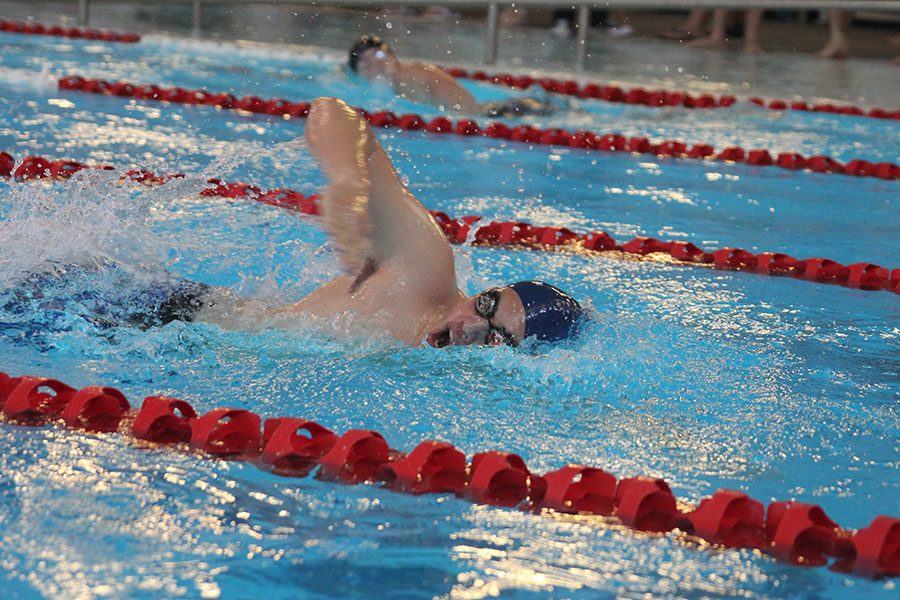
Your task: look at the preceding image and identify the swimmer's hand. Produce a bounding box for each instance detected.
[306,97,376,275]
[479,98,555,118]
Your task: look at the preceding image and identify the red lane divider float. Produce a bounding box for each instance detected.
[1,368,898,578]
[0,20,140,43]
[56,76,900,182]
[443,67,900,123]
[2,150,898,294]
[3,21,890,121]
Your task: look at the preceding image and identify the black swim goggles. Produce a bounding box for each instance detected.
[474,288,517,347]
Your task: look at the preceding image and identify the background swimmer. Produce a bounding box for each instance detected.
[347,35,554,118]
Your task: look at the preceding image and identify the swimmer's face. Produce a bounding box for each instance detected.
[356,47,398,81]
[426,287,526,348]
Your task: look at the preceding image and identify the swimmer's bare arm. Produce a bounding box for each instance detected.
[393,63,478,113]
[303,97,375,276]
[300,97,458,297]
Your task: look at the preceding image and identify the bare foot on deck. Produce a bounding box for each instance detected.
[817,41,850,59]
[688,35,727,49]
[744,42,763,54]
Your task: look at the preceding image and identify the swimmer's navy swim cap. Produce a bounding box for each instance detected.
[509,281,583,342]
[348,35,392,72]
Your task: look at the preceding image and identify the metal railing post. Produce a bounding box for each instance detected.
[484,2,499,65]
[575,5,589,69]
[78,0,90,26]
[192,0,203,36]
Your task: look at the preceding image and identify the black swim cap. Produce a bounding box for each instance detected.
[509,281,582,342]
[348,35,392,72]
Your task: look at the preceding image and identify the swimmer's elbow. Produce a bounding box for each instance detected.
[306,98,368,152]
[308,96,349,119]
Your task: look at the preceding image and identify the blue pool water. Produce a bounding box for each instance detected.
[1,30,899,599]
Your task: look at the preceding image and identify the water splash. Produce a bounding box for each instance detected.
[0,66,57,93]
[0,170,161,288]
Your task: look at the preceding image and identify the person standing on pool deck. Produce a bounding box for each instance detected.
[271,96,583,348]
[346,35,554,119]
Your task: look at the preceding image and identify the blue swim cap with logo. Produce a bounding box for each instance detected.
[508,281,583,342]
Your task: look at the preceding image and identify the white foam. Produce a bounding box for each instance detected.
[0,170,164,287]
[0,67,57,93]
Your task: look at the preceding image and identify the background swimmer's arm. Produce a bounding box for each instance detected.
[305,97,457,297]
[393,63,478,113]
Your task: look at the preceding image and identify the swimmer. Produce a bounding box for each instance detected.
[347,35,555,119]
[3,98,582,349]
[263,96,583,347]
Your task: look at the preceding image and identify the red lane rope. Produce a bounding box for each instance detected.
[2,151,898,294]
[3,18,894,121]
[0,20,140,43]
[444,67,900,122]
[56,75,900,183]
[0,368,898,578]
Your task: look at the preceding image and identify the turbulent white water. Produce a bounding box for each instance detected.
[0,171,159,287]
[0,66,57,93]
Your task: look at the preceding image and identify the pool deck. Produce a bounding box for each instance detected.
[611,10,900,60]
[4,3,900,59]
[2,3,898,106]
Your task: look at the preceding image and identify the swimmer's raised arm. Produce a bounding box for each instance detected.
[305,97,375,275]
[211,96,582,347]
[392,63,478,113]
[305,97,457,295]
